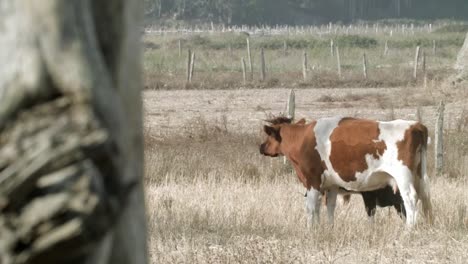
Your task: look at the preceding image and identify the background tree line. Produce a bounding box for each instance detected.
[144,0,468,26]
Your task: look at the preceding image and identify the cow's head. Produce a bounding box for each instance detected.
[259,125,282,157]
[259,116,305,157]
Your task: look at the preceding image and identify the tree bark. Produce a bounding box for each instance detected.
[455,32,468,81]
[0,1,147,263]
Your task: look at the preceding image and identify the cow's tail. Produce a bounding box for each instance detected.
[418,124,433,224]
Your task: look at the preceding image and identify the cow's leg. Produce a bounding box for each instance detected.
[361,192,377,221]
[305,188,322,227]
[392,167,418,226]
[326,189,338,224]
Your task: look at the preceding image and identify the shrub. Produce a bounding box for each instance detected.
[435,24,468,33]
[335,35,378,48]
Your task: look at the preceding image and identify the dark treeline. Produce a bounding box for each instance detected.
[144,0,468,26]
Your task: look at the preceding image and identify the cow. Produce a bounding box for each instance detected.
[360,186,406,219]
[259,116,432,226]
[322,186,406,220]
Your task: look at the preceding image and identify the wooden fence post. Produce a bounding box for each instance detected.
[284,89,295,164]
[189,52,196,83]
[330,39,335,58]
[435,101,445,177]
[422,51,426,75]
[283,40,288,56]
[413,46,420,80]
[303,51,308,82]
[336,46,342,79]
[241,57,247,85]
[384,40,389,56]
[178,39,182,57]
[186,49,192,83]
[286,89,295,119]
[260,48,266,82]
[363,53,368,80]
[422,51,427,88]
[247,37,253,80]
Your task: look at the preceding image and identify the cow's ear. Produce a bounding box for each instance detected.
[296,118,306,125]
[264,125,281,142]
[264,125,275,136]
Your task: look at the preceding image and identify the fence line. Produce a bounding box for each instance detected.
[144,22,448,37]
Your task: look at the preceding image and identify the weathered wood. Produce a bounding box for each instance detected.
[330,39,335,57]
[0,0,147,263]
[363,53,368,80]
[422,51,426,75]
[303,51,308,82]
[246,37,253,80]
[241,57,247,85]
[284,89,295,165]
[336,46,342,79]
[0,99,121,263]
[435,101,445,177]
[178,39,182,57]
[286,89,295,120]
[413,46,420,80]
[384,40,389,56]
[190,52,196,83]
[187,49,192,83]
[283,40,288,56]
[260,48,266,82]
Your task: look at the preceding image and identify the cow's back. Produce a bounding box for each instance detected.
[314,117,418,191]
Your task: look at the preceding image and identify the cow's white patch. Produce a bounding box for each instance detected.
[310,117,427,226]
[313,116,342,188]
[305,188,322,227]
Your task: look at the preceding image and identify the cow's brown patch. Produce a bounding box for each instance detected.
[298,125,325,190]
[396,123,428,177]
[278,121,325,191]
[329,118,387,182]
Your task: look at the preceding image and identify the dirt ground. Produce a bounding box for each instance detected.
[143,86,466,138]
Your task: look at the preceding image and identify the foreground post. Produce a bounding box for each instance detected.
[0,1,147,263]
[435,101,445,177]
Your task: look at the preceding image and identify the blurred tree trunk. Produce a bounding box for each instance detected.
[0,1,147,264]
[455,32,468,82]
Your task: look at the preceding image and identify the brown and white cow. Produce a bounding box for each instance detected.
[259,116,432,226]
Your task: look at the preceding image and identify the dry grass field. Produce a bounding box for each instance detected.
[143,24,468,263]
